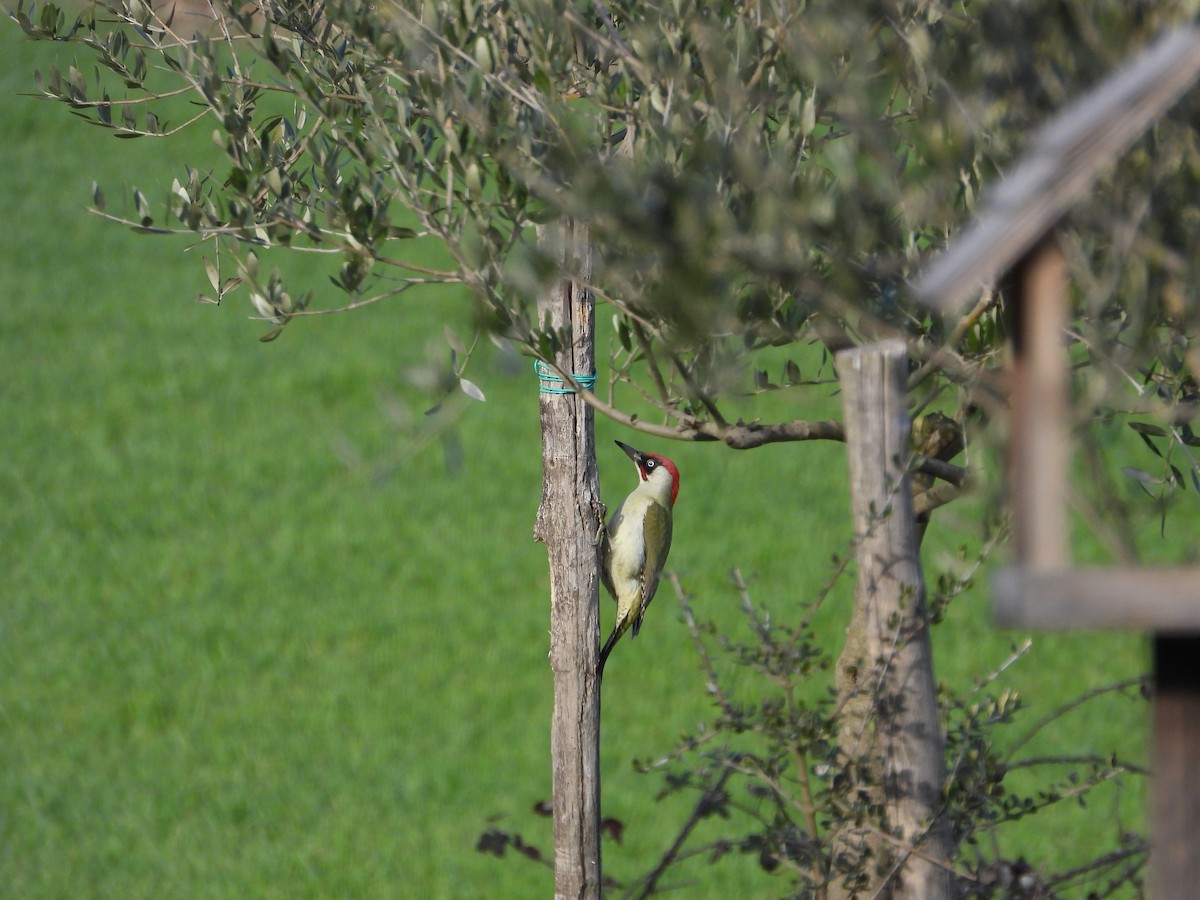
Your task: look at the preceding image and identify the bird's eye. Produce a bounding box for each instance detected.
[645,459,657,469]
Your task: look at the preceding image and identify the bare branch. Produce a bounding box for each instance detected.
[631,768,734,900]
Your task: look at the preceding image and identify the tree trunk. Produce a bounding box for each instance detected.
[832,339,955,900]
[532,221,604,899]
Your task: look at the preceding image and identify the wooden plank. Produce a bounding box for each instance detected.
[1009,238,1069,569]
[1153,634,1200,898]
[994,567,1200,629]
[913,26,1200,312]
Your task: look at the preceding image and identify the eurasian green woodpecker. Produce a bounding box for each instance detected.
[599,440,680,675]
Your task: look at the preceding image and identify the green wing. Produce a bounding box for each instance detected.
[633,500,672,637]
[600,502,622,602]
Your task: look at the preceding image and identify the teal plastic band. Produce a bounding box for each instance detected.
[535,360,597,394]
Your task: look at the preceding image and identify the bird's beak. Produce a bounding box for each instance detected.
[614,440,644,464]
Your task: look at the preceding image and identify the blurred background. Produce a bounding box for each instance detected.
[0,19,1150,898]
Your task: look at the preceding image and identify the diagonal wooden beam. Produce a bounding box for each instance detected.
[913,26,1200,312]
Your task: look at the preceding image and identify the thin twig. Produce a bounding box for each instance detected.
[1004,675,1149,760]
[667,348,728,426]
[1006,753,1149,777]
[630,320,674,410]
[632,768,734,900]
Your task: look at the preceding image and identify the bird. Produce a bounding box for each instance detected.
[599,439,680,676]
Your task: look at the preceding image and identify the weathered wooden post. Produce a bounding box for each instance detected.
[914,26,1200,899]
[835,339,955,899]
[533,220,604,899]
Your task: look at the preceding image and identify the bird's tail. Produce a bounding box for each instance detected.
[598,625,623,679]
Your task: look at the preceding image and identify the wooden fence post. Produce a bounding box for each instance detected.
[533,221,603,899]
[834,339,955,899]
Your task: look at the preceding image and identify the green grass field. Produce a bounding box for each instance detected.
[0,22,1153,898]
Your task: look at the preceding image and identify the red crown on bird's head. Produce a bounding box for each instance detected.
[640,453,680,507]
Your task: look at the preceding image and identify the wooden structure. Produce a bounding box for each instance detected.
[912,26,1200,898]
[836,340,953,900]
[533,222,603,899]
